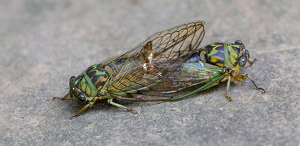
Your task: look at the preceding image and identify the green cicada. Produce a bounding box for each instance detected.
[54,21,206,118]
[54,20,265,118]
[150,40,266,101]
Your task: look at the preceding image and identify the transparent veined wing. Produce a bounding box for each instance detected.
[147,62,222,92]
[102,21,206,100]
[113,61,224,101]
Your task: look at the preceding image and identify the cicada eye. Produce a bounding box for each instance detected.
[69,76,76,87]
[235,40,243,45]
[239,56,247,67]
[77,93,86,101]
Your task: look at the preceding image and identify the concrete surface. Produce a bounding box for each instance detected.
[1,0,299,145]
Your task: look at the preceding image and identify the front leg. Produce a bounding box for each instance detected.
[70,101,95,120]
[70,97,103,119]
[247,59,257,67]
[233,73,266,94]
[53,92,70,101]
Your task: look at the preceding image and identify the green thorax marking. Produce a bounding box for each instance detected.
[80,64,109,100]
[224,43,240,71]
[82,70,98,100]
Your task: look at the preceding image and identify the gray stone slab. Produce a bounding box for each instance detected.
[0,0,299,145]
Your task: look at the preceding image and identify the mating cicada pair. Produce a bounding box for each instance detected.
[53,20,265,119]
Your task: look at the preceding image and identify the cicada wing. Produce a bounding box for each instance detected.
[103,20,206,64]
[102,21,206,99]
[112,61,223,101]
[146,62,223,93]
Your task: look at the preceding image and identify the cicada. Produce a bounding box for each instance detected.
[54,21,206,118]
[150,40,266,101]
[54,20,265,118]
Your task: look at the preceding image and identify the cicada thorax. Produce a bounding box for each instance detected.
[198,40,250,71]
[71,63,108,101]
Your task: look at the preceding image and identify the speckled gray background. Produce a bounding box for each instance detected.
[1,0,299,145]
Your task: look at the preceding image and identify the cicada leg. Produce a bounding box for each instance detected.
[70,102,95,120]
[108,98,137,114]
[70,96,104,119]
[247,59,257,67]
[234,73,266,94]
[226,76,233,102]
[53,92,70,100]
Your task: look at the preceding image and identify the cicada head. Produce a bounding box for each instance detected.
[68,76,88,102]
[234,40,250,67]
[199,40,250,70]
[68,63,108,102]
